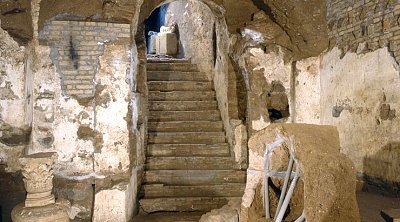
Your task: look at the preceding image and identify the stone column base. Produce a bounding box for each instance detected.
[11,200,70,222]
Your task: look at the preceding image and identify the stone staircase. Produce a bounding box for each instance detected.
[139,59,246,213]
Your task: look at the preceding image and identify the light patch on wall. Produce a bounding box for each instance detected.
[251,115,270,131]
[241,28,264,44]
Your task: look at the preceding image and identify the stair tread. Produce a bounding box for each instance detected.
[148,133,226,144]
[148,121,223,132]
[149,101,218,111]
[148,81,212,91]
[142,61,244,214]
[146,157,239,170]
[149,91,215,101]
[147,71,208,81]
[145,170,246,185]
[147,63,199,72]
[149,110,220,122]
[147,59,191,63]
[141,184,245,198]
[147,144,229,157]
[139,197,240,213]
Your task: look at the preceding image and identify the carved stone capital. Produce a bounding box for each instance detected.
[19,152,57,207]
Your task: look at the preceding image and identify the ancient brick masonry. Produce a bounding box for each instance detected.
[39,21,130,97]
[327,0,400,64]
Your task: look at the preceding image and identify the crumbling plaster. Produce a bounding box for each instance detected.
[0,22,28,172]
[320,47,400,184]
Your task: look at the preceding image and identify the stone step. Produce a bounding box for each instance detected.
[145,157,238,170]
[147,144,230,157]
[148,81,213,91]
[149,111,220,122]
[133,212,203,222]
[148,121,224,132]
[147,71,208,81]
[148,91,215,101]
[148,132,226,144]
[147,63,199,72]
[140,197,240,213]
[144,170,246,185]
[149,101,218,111]
[147,59,191,64]
[141,184,245,198]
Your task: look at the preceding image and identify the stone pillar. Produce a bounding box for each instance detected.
[11,152,70,222]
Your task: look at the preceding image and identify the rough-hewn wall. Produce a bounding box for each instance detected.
[324,0,400,192]
[0,23,28,222]
[165,0,215,78]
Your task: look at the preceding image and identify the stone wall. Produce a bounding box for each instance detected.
[320,47,400,192]
[0,23,28,222]
[327,0,400,64]
[22,19,139,221]
[325,0,400,191]
[294,57,321,124]
[0,23,28,171]
[165,0,215,79]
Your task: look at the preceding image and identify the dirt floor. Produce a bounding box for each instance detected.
[357,191,400,222]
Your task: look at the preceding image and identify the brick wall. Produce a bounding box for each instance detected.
[39,21,130,97]
[327,0,400,63]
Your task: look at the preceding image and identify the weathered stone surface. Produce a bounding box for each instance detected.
[146,157,239,170]
[145,170,246,185]
[93,180,136,222]
[140,197,240,213]
[19,152,58,207]
[12,152,70,222]
[147,144,230,157]
[148,121,223,132]
[53,177,93,221]
[294,57,321,124]
[142,184,245,198]
[243,123,360,222]
[320,47,400,189]
[0,23,26,132]
[12,200,70,222]
[199,199,241,222]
